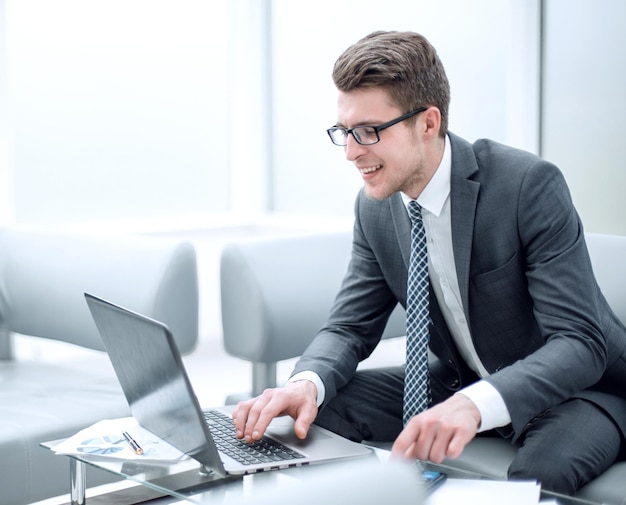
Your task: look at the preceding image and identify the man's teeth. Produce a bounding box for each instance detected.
[360,165,381,174]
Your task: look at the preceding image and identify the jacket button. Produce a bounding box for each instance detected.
[450,379,460,389]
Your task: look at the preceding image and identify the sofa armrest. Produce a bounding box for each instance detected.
[220,231,405,397]
[0,227,199,354]
[0,328,12,360]
[585,232,626,325]
[220,232,353,363]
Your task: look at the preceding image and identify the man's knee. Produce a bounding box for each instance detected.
[508,399,622,495]
[315,401,369,442]
[314,368,404,442]
[508,452,578,495]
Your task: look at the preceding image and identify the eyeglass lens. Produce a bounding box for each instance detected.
[329,126,379,146]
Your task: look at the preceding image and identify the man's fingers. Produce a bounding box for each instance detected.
[293,402,318,439]
[232,381,319,442]
[426,430,453,463]
[243,390,286,441]
[391,419,421,458]
[233,390,277,440]
[232,402,251,438]
[391,395,479,463]
[445,433,466,460]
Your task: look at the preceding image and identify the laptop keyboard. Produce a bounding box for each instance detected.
[203,410,305,466]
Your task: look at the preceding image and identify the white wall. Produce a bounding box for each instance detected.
[270,0,541,217]
[7,0,624,236]
[542,0,626,235]
[0,0,13,222]
[3,0,231,228]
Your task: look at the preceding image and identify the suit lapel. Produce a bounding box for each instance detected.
[390,193,412,268]
[389,133,480,315]
[448,133,480,318]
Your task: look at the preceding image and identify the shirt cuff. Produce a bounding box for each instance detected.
[456,380,511,432]
[288,371,325,407]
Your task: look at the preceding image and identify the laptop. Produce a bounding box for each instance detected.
[84,292,373,478]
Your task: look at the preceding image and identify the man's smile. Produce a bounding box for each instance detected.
[359,164,382,175]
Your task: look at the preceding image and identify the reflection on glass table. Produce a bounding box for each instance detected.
[42,439,601,505]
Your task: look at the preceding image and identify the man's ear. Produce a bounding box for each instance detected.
[422,106,442,139]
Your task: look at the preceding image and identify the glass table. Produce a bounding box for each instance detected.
[42,438,249,504]
[42,439,601,505]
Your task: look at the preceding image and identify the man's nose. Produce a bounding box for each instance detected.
[344,134,367,161]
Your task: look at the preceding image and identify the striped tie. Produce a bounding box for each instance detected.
[403,200,431,426]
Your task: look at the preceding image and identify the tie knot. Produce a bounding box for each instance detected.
[408,200,423,225]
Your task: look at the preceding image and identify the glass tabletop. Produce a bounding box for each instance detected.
[42,438,246,503]
[42,439,600,505]
[42,439,392,504]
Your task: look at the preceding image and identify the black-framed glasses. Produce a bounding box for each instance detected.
[326,107,428,146]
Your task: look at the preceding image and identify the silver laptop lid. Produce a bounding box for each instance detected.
[85,292,226,477]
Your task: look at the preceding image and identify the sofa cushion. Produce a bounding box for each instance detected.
[0,359,130,504]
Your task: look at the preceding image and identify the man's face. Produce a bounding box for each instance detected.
[336,88,427,201]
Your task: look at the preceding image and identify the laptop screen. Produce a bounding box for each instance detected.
[85,293,224,475]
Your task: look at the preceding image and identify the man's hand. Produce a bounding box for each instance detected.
[232,380,319,442]
[391,394,481,463]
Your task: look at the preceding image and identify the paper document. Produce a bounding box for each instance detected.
[53,417,189,462]
[427,478,541,505]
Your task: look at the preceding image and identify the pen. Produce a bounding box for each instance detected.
[122,431,143,455]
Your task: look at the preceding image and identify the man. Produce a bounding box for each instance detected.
[233,30,626,495]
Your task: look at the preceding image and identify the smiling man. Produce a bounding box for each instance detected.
[233,30,626,495]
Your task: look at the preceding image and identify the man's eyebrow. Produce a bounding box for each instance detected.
[334,119,381,128]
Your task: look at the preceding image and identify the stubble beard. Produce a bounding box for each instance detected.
[363,159,426,202]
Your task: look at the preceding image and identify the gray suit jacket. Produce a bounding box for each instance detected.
[294,133,626,441]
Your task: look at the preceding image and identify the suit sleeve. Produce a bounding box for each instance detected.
[291,191,399,405]
[484,160,609,439]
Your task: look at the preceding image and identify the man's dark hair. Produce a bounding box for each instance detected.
[332,31,450,136]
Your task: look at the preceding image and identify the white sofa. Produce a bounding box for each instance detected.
[220,230,626,505]
[0,226,199,505]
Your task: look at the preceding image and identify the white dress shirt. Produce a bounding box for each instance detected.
[400,135,510,432]
[291,136,511,432]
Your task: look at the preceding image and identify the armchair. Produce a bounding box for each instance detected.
[220,230,626,504]
[220,231,406,402]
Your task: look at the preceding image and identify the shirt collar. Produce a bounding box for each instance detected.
[401,134,451,217]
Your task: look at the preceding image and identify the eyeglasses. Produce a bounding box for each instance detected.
[326,107,428,146]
